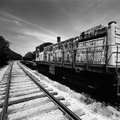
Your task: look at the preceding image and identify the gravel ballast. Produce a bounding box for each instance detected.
[0,62,120,120]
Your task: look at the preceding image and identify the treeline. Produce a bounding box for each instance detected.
[23,51,36,61]
[0,36,22,67]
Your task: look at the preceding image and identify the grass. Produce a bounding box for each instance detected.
[89,102,120,119]
[80,95,120,120]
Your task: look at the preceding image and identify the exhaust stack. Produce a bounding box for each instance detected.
[57,36,61,43]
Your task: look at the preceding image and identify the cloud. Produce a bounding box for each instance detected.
[22,30,57,42]
[1,0,120,56]
[0,11,60,55]
[0,11,58,36]
[0,11,61,42]
[0,11,64,43]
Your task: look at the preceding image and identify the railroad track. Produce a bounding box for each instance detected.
[0,61,82,120]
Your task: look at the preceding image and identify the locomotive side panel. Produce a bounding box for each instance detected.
[35,42,53,63]
[56,43,63,63]
[93,37,106,64]
[44,46,50,63]
[49,45,54,62]
[63,40,73,63]
[75,37,107,65]
[39,52,44,61]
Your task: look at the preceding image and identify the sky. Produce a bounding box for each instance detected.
[0,0,120,56]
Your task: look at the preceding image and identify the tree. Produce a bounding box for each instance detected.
[0,36,10,48]
[0,36,22,66]
[0,36,10,66]
[24,52,33,61]
[32,51,36,61]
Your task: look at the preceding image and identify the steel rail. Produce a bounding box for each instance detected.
[0,62,14,120]
[18,62,82,120]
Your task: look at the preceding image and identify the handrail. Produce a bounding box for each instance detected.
[76,44,120,66]
[107,52,119,62]
[106,44,120,64]
[116,45,119,73]
[115,27,120,38]
[76,44,118,50]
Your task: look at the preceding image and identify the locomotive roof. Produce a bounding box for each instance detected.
[36,23,108,50]
[43,36,79,49]
[36,42,53,48]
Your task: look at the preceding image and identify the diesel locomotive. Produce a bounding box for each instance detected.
[35,21,120,102]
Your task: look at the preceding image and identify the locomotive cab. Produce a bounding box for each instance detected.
[107,21,120,101]
[107,21,120,66]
